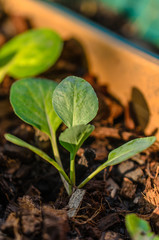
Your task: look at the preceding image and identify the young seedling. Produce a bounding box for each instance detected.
[5,76,156,196]
[0,28,63,82]
[52,76,156,190]
[126,214,159,240]
[53,76,98,190]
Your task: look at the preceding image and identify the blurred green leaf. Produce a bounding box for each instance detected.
[0,28,63,82]
[126,214,159,240]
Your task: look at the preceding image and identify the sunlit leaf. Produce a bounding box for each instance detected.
[105,136,156,167]
[0,28,63,82]
[52,76,98,128]
[77,136,156,189]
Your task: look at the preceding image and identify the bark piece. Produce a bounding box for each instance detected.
[42,206,69,240]
[120,177,137,199]
[98,213,120,231]
[67,189,86,218]
[1,212,20,239]
[18,195,42,237]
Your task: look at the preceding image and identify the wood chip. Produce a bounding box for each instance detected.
[120,177,137,199]
[98,213,120,231]
[92,126,137,141]
[67,189,86,218]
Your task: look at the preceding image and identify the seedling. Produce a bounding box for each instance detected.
[0,28,63,82]
[126,214,159,240]
[5,76,156,196]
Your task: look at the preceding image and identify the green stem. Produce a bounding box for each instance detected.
[51,131,63,167]
[77,163,108,189]
[69,152,76,194]
[5,134,71,185]
[70,152,76,186]
[51,131,72,195]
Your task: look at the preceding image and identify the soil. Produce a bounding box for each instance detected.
[0,7,159,240]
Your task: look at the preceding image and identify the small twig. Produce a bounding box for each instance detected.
[155,166,159,178]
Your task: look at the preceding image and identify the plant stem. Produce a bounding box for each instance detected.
[70,152,76,186]
[5,134,71,185]
[51,131,63,167]
[69,152,76,195]
[77,163,107,189]
[51,131,72,195]
[69,152,76,194]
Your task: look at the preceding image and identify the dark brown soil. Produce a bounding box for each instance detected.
[0,7,159,240]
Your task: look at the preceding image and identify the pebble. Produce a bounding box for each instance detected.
[118,160,134,174]
[125,168,144,182]
[107,178,120,198]
[100,231,123,240]
[118,160,143,182]
[131,154,146,165]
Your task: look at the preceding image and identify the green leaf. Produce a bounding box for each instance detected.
[77,136,156,189]
[52,76,98,128]
[5,133,71,185]
[105,136,156,167]
[154,237,159,240]
[126,214,150,239]
[125,214,159,240]
[10,78,62,137]
[0,28,63,82]
[59,124,94,153]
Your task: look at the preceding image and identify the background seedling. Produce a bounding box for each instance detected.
[126,214,159,240]
[0,28,63,82]
[5,76,156,196]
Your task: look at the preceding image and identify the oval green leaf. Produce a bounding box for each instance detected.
[10,78,62,137]
[52,76,99,128]
[0,28,63,82]
[105,136,156,167]
[59,124,94,153]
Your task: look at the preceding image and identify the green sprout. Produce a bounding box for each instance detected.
[126,214,159,240]
[0,28,63,83]
[5,76,156,195]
